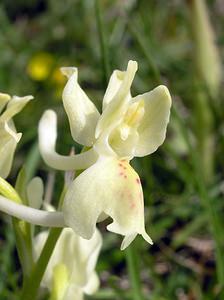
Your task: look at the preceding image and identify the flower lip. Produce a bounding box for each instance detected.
[63,156,153,250]
[61,66,100,147]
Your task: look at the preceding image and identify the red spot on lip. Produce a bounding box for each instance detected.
[136,178,140,184]
[119,163,127,170]
[130,202,136,209]
[119,172,124,176]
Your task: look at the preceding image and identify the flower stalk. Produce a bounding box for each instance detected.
[21,227,63,300]
[125,245,144,300]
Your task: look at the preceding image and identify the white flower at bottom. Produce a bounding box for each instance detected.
[34,228,102,300]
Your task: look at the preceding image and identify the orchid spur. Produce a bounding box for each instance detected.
[38,60,172,249]
[0,92,33,178]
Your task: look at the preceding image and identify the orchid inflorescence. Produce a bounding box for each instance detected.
[0,60,171,299]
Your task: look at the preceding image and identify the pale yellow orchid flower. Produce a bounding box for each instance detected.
[38,60,172,249]
[34,227,102,300]
[0,92,33,178]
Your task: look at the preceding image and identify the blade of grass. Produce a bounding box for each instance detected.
[125,245,144,300]
[128,19,224,291]
[94,0,110,86]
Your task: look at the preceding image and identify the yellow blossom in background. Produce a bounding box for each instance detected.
[27,52,54,81]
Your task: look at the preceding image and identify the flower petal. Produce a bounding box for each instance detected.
[63,157,152,249]
[69,229,102,289]
[27,177,44,209]
[0,94,32,177]
[95,60,137,140]
[94,61,138,157]
[34,228,102,294]
[83,272,99,295]
[0,121,21,178]
[0,92,10,114]
[64,285,84,300]
[38,110,98,170]
[0,95,33,122]
[134,85,172,157]
[61,67,100,146]
[102,69,126,110]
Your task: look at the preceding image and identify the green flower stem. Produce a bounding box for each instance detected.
[192,78,215,183]
[21,227,62,300]
[125,245,144,300]
[94,0,110,86]
[0,177,33,278]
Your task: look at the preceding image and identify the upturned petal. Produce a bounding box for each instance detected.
[0,92,10,113]
[94,61,137,156]
[133,85,172,157]
[0,121,20,178]
[102,69,126,110]
[38,110,98,171]
[0,95,32,178]
[95,61,137,137]
[61,67,100,146]
[63,156,152,250]
[0,95,33,122]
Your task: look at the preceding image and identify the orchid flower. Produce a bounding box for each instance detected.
[34,227,102,300]
[0,92,33,178]
[38,60,172,249]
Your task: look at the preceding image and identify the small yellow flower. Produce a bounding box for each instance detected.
[27,52,54,81]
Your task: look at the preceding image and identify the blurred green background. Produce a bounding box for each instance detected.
[0,0,224,299]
